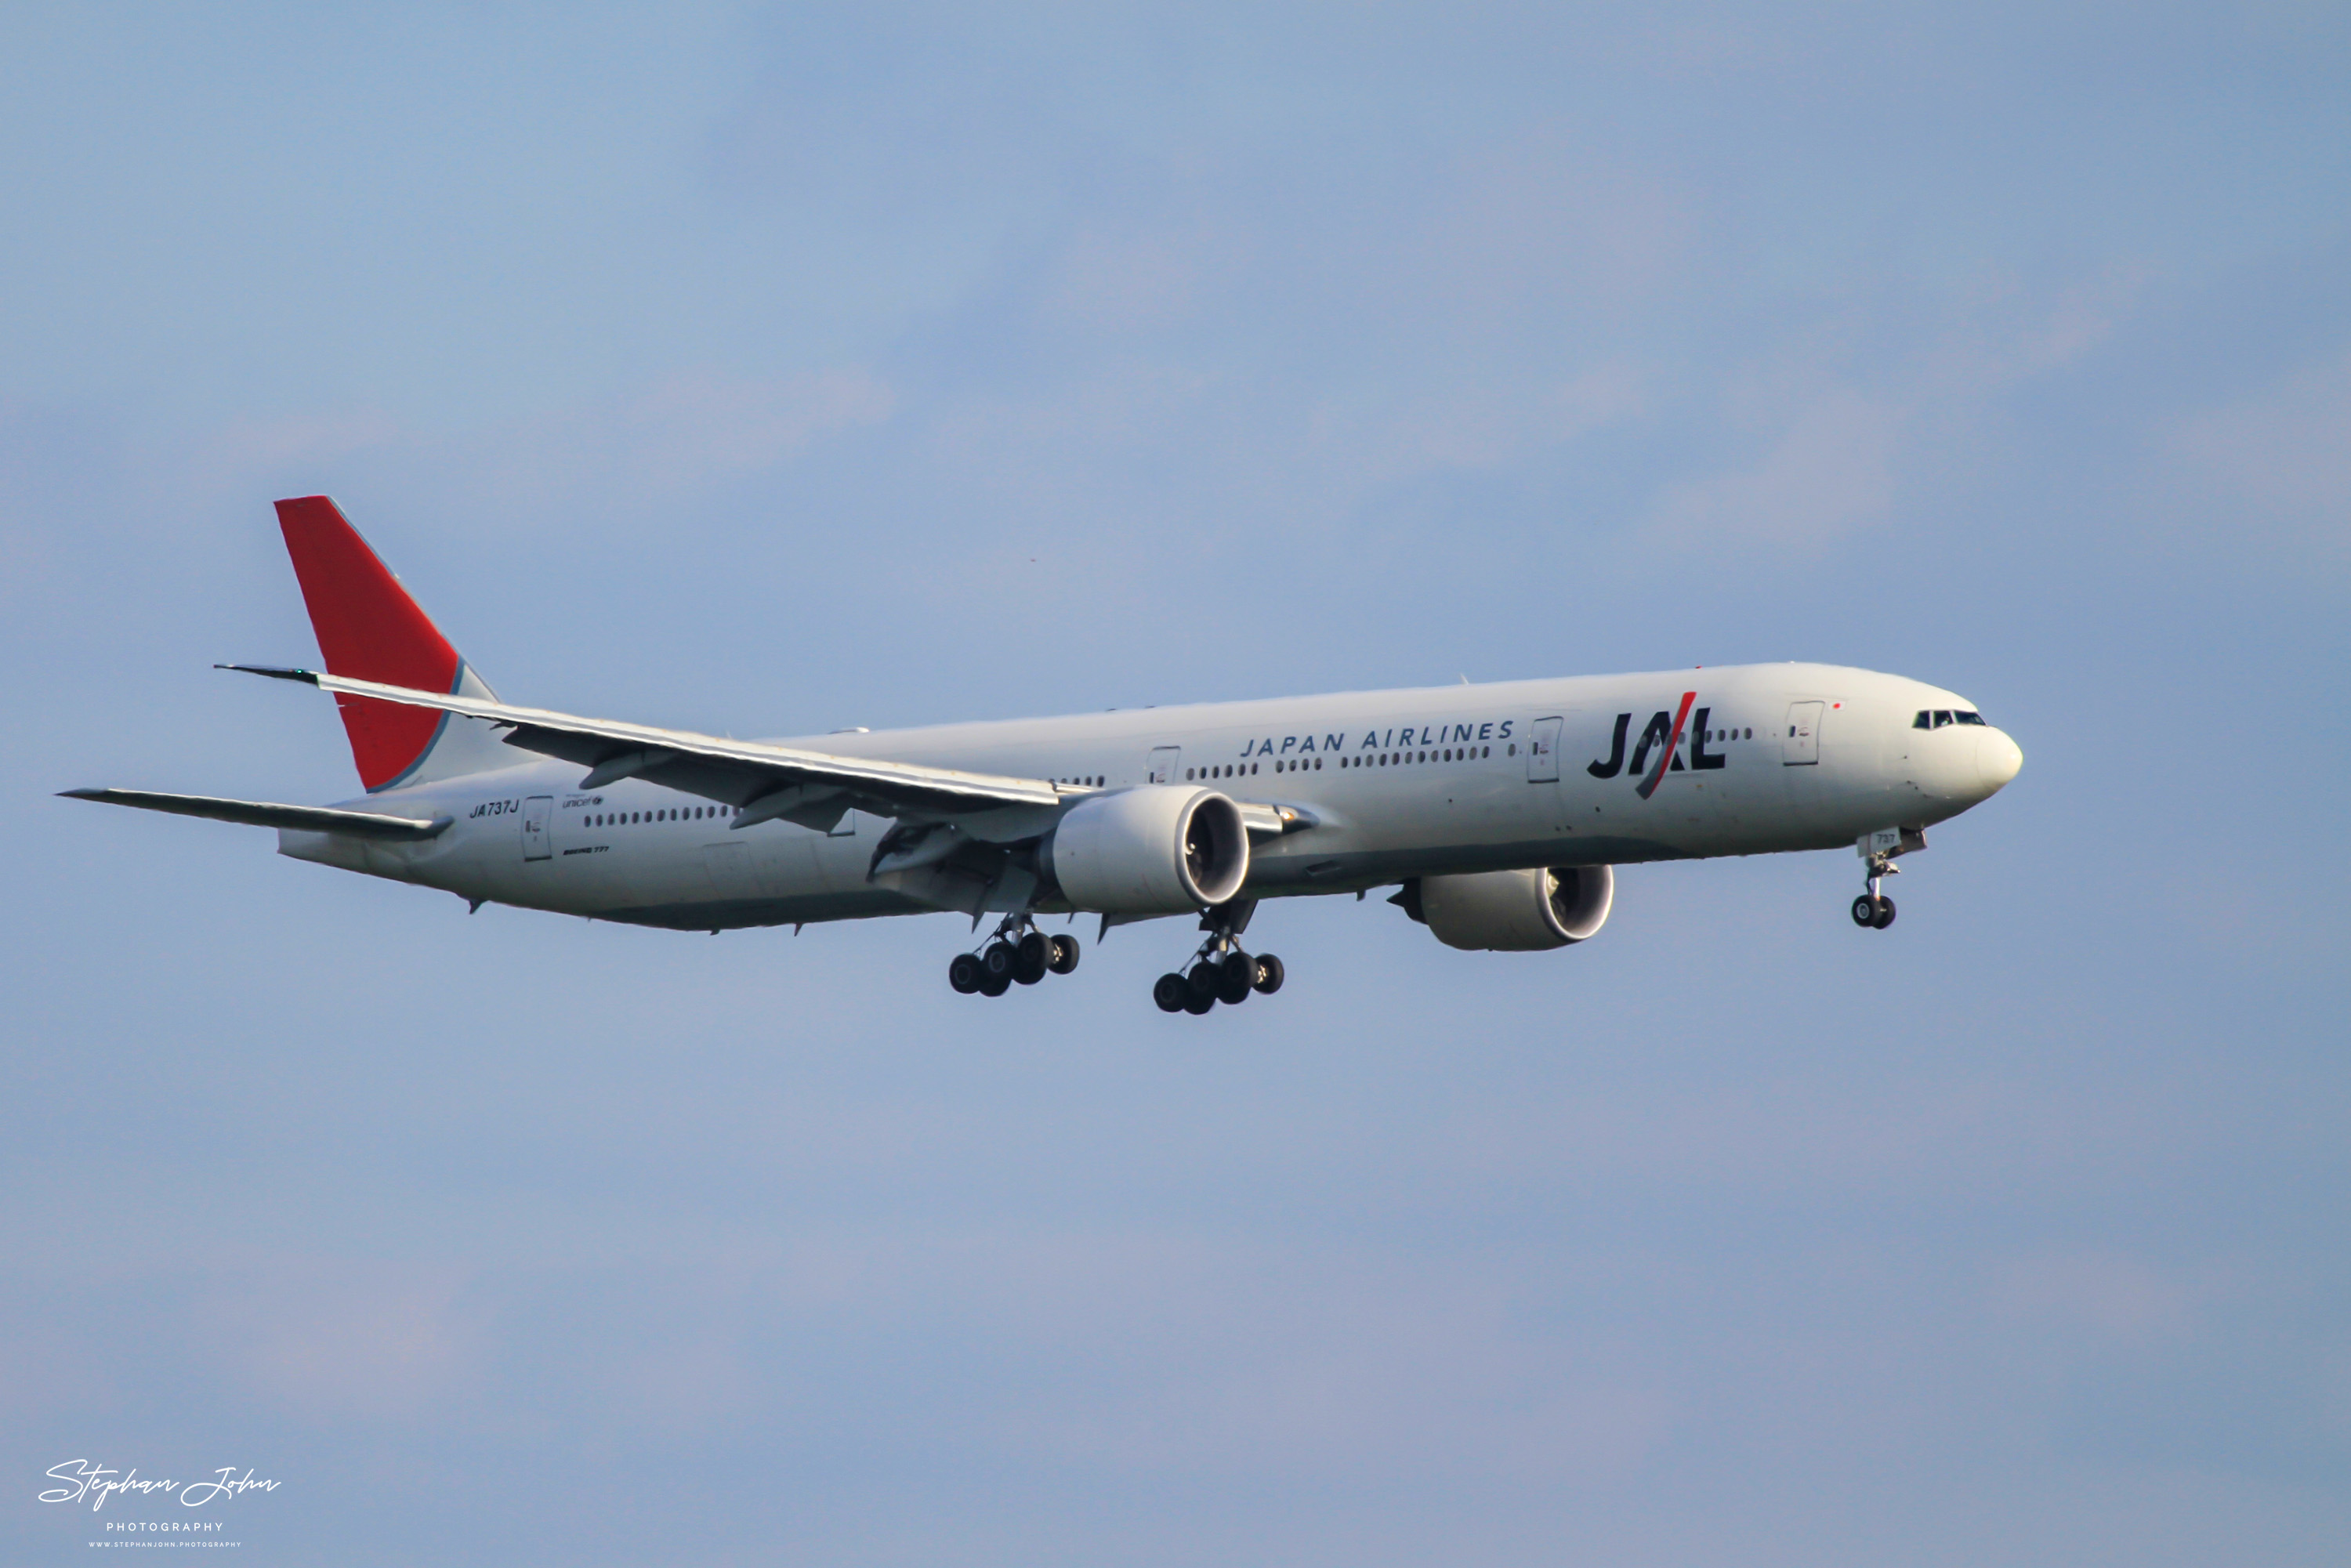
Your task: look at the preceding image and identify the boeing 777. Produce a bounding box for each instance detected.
[66,498,2023,1012]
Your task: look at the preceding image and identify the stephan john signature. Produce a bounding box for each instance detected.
[39,1460,278,1512]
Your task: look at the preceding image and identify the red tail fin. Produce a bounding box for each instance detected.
[275,496,464,791]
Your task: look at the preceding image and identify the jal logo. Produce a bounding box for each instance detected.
[1585,691,1728,798]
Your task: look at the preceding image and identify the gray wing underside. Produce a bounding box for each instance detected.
[219,664,1067,831]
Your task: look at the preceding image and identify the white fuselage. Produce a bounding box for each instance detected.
[279,661,2021,931]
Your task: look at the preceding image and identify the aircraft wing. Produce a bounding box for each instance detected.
[221,665,1063,831]
[60,787,453,839]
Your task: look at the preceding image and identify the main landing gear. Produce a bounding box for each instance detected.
[1153,900,1284,1016]
[1852,852,1898,930]
[947,918,1080,998]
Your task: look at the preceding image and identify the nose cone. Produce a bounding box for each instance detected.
[1976,729,2023,795]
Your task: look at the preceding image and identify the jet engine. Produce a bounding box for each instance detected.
[1415,864,1614,951]
[1049,786,1250,914]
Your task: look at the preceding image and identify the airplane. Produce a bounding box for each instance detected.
[66,497,2023,1013]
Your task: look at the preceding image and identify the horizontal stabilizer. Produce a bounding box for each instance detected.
[60,788,452,840]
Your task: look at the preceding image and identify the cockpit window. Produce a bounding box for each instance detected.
[1914,711,1931,729]
[1933,710,1954,727]
[1955,710,1986,725]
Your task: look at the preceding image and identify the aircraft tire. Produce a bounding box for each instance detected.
[1252,954,1284,994]
[1851,895,1879,928]
[1871,896,1896,929]
[983,941,1016,980]
[1014,932,1051,984]
[978,970,1012,998]
[947,952,983,994]
[1216,954,1254,1005]
[1154,972,1189,1012]
[1183,987,1217,1016]
[1048,935,1080,975]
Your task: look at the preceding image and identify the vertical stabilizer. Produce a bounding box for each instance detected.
[274,497,513,791]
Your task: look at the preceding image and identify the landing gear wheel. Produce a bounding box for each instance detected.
[978,969,1012,998]
[1154,972,1188,1012]
[1871,896,1896,929]
[1252,954,1284,995]
[947,952,983,994]
[1013,931,1051,985]
[1183,986,1217,1016]
[1047,934,1080,975]
[982,941,1016,980]
[1186,965,1221,1002]
[1216,953,1254,1006]
[1852,895,1880,929]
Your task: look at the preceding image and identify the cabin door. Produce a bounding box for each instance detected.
[1783,701,1823,766]
[520,795,554,860]
[1526,716,1563,783]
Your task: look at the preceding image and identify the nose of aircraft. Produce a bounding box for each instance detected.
[1976,729,2023,795]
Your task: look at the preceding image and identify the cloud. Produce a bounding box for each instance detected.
[1638,284,2128,554]
[199,1257,484,1420]
[183,368,897,531]
[1646,386,1906,551]
[482,368,897,509]
[1372,362,1650,476]
[1987,1252,2204,1347]
[2174,349,2351,570]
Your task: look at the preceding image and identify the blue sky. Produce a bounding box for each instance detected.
[5,4,2349,1563]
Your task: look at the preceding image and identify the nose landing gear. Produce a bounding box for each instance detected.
[948,918,1080,998]
[1853,853,1898,930]
[1850,827,1923,931]
[1152,900,1284,1015]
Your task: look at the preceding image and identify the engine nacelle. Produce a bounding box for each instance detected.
[1049,786,1250,914]
[1419,864,1614,951]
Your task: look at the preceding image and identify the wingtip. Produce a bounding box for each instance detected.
[216,663,320,684]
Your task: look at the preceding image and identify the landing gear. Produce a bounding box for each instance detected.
[1215,952,1255,1006]
[948,952,983,993]
[1014,931,1052,985]
[1152,899,1285,1016]
[1154,972,1190,1012]
[949,918,1081,998]
[1853,851,1900,932]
